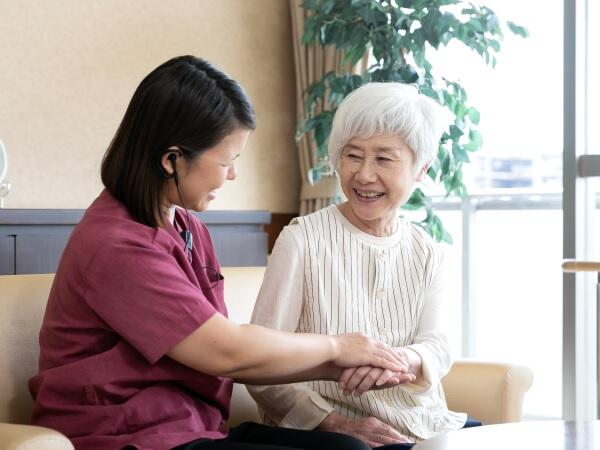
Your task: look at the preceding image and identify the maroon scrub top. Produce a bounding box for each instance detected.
[29,190,232,450]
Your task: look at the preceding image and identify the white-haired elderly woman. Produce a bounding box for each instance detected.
[248,82,479,449]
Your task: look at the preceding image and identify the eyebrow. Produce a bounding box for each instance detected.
[343,144,402,154]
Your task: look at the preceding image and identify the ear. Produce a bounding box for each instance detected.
[160,149,181,177]
[415,163,430,182]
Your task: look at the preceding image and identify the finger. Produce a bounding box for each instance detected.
[354,368,384,396]
[375,369,395,386]
[376,376,400,389]
[367,434,407,446]
[394,347,411,367]
[379,343,412,371]
[363,429,409,446]
[372,346,409,372]
[371,433,413,445]
[345,366,372,393]
[371,424,411,442]
[339,367,356,390]
[395,373,416,384]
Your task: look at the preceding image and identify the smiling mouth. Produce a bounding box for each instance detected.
[354,189,384,199]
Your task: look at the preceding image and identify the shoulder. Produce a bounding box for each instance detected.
[274,219,304,256]
[400,220,442,262]
[65,192,173,270]
[291,205,337,232]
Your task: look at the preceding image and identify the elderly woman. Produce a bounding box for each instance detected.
[248,82,473,448]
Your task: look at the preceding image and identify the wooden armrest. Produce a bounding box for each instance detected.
[0,423,73,450]
[562,260,600,272]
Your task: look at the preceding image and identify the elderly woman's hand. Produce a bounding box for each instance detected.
[317,411,413,447]
[339,366,415,396]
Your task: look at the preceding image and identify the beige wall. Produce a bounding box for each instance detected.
[0,0,300,212]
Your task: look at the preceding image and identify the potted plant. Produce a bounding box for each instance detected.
[298,0,527,242]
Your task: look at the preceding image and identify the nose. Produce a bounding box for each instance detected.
[227,164,237,181]
[355,158,377,183]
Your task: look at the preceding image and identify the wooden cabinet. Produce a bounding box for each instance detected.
[0,209,270,275]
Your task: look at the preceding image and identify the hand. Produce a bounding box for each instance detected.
[395,347,423,378]
[339,366,416,396]
[331,333,408,373]
[317,411,412,447]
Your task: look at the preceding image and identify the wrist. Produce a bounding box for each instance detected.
[402,347,423,377]
[323,361,343,380]
[328,335,340,362]
[317,411,345,431]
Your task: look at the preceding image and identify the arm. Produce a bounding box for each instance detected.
[401,244,453,393]
[246,225,335,429]
[167,225,405,385]
[167,314,402,383]
[339,244,452,395]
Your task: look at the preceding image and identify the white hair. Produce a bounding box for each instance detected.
[328,82,449,172]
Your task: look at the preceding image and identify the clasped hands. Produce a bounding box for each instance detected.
[339,346,420,397]
[319,346,420,447]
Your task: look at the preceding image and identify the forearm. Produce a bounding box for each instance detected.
[168,315,341,384]
[247,383,334,428]
[227,338,343,385]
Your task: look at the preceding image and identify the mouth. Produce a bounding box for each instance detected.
[353,188,385,201]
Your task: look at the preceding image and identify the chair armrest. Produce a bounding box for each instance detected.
[228,383,261,427]
[0,423,73,450]
[442,359,533,425]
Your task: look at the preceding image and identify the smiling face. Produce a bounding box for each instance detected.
[338,134,428,235]
[162,127,251,214]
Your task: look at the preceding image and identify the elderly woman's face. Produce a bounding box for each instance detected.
[339,134,426,228]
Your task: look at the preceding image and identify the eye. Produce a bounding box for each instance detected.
[376,156,393,163]
[345,153,362,160]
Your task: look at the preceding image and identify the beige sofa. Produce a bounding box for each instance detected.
[0,269,533,450]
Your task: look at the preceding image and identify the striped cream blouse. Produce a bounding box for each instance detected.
[248,204,466,441]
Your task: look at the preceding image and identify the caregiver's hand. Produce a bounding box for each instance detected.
[331,333,409,373]
[317,411,413,447]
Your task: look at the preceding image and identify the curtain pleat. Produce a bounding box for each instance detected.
[290,0,363,215]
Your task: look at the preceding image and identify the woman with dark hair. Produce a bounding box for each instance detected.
[28,56,406,450]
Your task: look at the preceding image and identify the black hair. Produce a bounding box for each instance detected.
[101,55,256,227]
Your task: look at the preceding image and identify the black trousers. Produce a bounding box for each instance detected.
[173,418,483,450]
[172,422,370,450]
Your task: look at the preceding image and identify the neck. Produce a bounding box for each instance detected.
[338,202,398,237]
[158,204,176,228]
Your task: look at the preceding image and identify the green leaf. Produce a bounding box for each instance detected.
[468,129,483,148]
[452,143,470,162]
[507,21,529,38]
[467,107,480,125]
[314,117,332,148]
[448,124,464,140]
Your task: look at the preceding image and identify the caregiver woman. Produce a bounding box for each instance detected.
[28,56,406,450]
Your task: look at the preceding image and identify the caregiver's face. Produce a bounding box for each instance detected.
[164,127,251,212]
